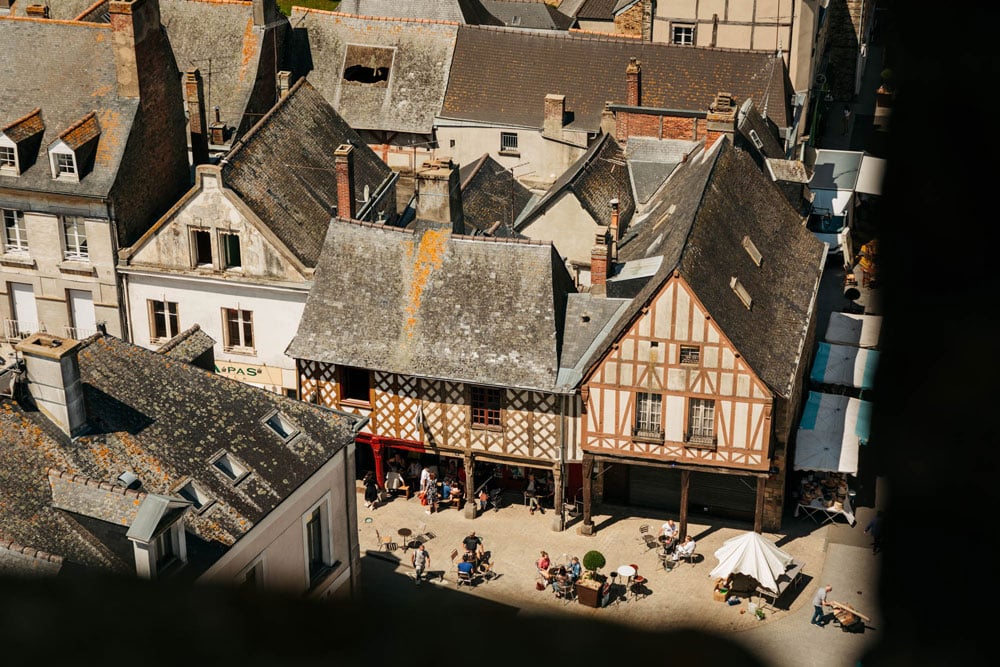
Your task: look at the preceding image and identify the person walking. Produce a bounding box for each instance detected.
[424,472,439,514]
[841,105,851,135]
[525,473,543,515]
[362,471,379,510]
[811,584,833,625]
[412,543,430,586]
[864,511,884,554]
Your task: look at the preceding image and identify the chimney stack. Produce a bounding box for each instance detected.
[209,106,225,145]
[185,69,210,166]
[601,102,617,140]
[706,92,737,145]
[543,94,565,140]
[608,198,620,261]
[590,227,610,287]
[26,4,49,17]
[109,0,164,100]
[253,0,267,27]
[15,333,87,438]
[334,144,356,220]
[415,158,465,235]
[626,57,641,107]
[277,71,291,99]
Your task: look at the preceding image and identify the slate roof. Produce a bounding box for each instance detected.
[600,138,826,397]
[555,292,630,388]
[519,133,635,231]
[480,1,574,29]
[0,333,360,573]
[576,0,615,20]
[338,0,502,24]
[458,153,532,237]
[286,221,578,392]
[625,137,700,205]
[7,0,96,19]
[159,0,288,141]
[156,324,216,364]
[220,78,395,267]
[736,98,786,160]
[288,9,459,136]
[441,27,790,130]
[0,18,138,199]
[557,0,588,17]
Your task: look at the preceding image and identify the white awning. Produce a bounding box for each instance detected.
[794,392,873,474]
[810,342,879,389]
[824,312,882,349]
[856,155,886,196]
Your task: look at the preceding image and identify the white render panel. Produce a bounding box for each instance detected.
[637,309,651,337]
[690,302,705,342]
[621,337,635,361]
[675,287,690,340]
[620,360,633,386]
[732,401,749,449]
[707,325,720,344]
[667,368,686,391]
[751,403,765,450]
[602,389,617,436]
[736,374,751,397]
[721,347,735,369]
[704,345,719,368]
[719,372,734,395]
[655,283,673,335]
[125,273,306,391]
[604,359,618,385]
[665,395,685,441]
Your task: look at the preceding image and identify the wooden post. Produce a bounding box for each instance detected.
[370,437,385,489]
[754,477,766,534]
[463,454,476,519]
[679,469,691,538]
[580,452,595,535]
[551,465,564,532]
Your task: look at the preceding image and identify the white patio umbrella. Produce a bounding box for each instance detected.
[709,531,794,593]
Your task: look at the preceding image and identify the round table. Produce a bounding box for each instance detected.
[397,528,413,552]
[616,564,636,578]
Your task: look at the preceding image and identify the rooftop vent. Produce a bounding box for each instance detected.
[117,471,141,490]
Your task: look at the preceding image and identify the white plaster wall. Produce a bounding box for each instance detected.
[518,193,596,270]
[124,272,306,390]
[433,124,590,188]
[199,450,355,598]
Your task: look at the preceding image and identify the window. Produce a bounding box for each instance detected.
[671,24,695,45]
[193,229,212,267]
[339,366,371,404]
[730,276,753,310]
[2,208,27,253]
[154,528,178,570]
[634,392,663,440]
[342,45,393,86]
[303,500,331,584]
[240,558,264,590]
[742,235,763,266]
[264,410,300,441]
[211,450,249,484]
[55,152,77,177]
[687,398,716,446]
[679,345,701,365]
[222,307,254,351]
[221,232,241,269]
[748,129,764,150]
[500,132,518,154]
[148,299,179,342]
[62,216,88,260]
[177,480,213,513]
[0,144,15,172]
[471,386,503,428]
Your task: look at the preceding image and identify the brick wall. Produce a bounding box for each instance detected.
[616,112,705,142]
[614,3,644,37]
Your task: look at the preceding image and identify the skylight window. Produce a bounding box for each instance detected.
[264,410,300,441]
[742,235,763,266]
[177,480,213,513]
[730,276,753,310]
[211,450,250,484]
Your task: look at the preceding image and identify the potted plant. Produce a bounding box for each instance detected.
[575,550,606,607]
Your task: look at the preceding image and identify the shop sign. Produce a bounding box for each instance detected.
[214,361,286,387]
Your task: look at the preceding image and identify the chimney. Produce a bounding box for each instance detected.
[253,0,267,27]
[608,198,620,261]
[415,158,465,235]
[590,228,610,287]
[185,69,210,166]
[543,94,565,140]
[26,4,49,17]
[706,91,737,144]
[334,144,356,220]
[110,0,165,100]
[277,71,291,99]
[626,57,641,107]
[15,333,87,438]
[601,102,617,140]
[209,106,225,145]
[641,0,654,42]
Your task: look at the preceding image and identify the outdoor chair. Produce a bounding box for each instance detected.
[677,546,698,566]
[456,567,476,588]
[375,529,395,553]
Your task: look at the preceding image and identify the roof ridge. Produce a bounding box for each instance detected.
[460,153,490,190]
[0,15,111,29]
[155,324,203,354]
[294,8,462,26]
[222,77,310,162]
[339,217,417,235]
[1,107,42,133]
[0,531,64,565]
[47,467,148,501]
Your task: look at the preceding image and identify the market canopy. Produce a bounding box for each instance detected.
[824,312,882,349]
[794,392,873,474]
[709,531,794,594]
[810,342,879,390]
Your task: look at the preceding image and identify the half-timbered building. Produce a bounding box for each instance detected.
[286,164,589,530]
[577,137,826,534]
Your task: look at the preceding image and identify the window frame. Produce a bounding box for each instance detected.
[2,208,28,253]
[302,496,333,587]
[50,147,79,181]
[679,345,701,365]
[176,479,214,514]
[0,141,16,174]
[147,299,180,343]
[222,307,254,353]
[686,397,717,448]
[238,555,265,591]
[470,385,503,429]
[210,449,251,485]
[262,409,301,443]
[671,23,695,46]
[633,391,664,442]
[154,526,179,571]
[192,228,213,268]
[499,131,519,155]
[338,365,372,406]
[220,232,242,269]
[61,216,88,260]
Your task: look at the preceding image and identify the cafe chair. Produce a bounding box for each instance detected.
[630,573,648,601]
[638,524,650,543]
[678,546,698,566]
[375,529,395,553]
[456,567,476,588]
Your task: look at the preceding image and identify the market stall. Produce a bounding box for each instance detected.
[794,472,856,526]
[810,342,880,391]
[824,312,882,349]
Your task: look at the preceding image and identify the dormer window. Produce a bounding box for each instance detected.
[48,112,100,183]
[126,494,190,579]
[0,142,15,172]
[264,409,301,442]
[1,107,44,177]
[211,450,250,484]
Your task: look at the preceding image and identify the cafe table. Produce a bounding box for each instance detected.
[397,527,413,552]
[616,564,636,600]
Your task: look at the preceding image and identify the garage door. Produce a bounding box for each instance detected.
[629,466,758,519]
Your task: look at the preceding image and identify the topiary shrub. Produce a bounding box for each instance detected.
[582,550,606,574]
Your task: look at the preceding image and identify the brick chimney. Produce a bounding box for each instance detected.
[334,144,356,221]
[415,157,465,235]
[15,333,87,438]
[185,69,209,166]
[601,101,617,140]
[209,106,225,145]
[26,4,49,17]
[706,92,737,145]
[277,71,291,99]
[591,228,610,287]
[110,0,167,100]
[608,198,620,261]
[626,57,641,107]
[543,94,565,140]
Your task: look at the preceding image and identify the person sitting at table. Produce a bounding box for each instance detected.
[406,459,422,490]
[448,479,464,504]
[536,550,552,582]
[551,566,571,597]
[672,535,696,561]
[441,478,453,502]
[658,519,679,546]
[387,452,406,472]
[457,553,476,580]
[567,556,582,583]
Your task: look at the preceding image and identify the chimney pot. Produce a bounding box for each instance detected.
[26,4,49,18]
[334,144,356,220]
